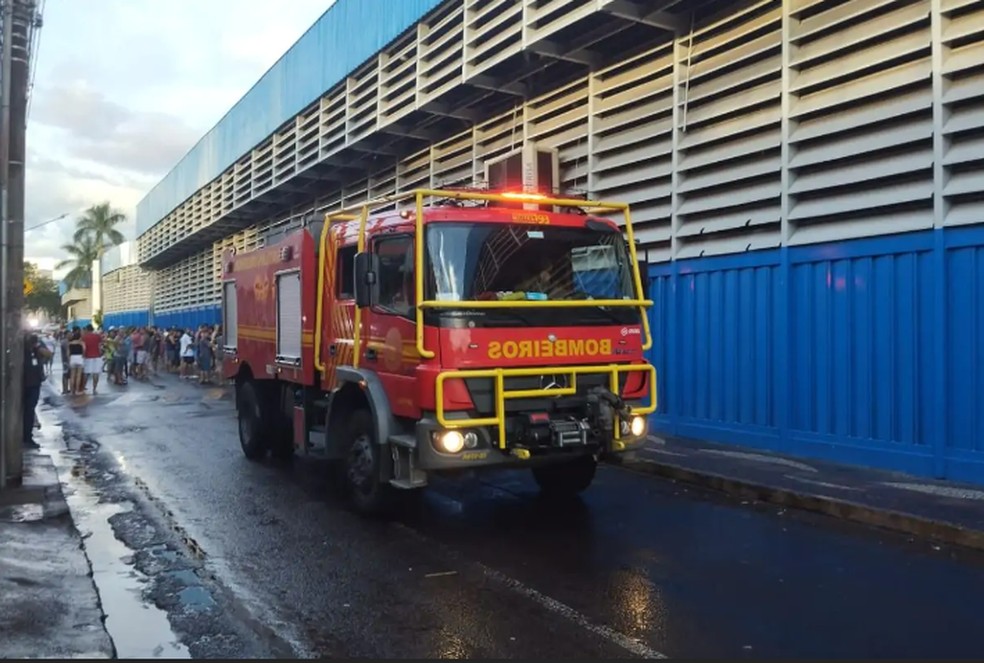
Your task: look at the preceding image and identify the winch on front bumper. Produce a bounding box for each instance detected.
[415,363,656,471]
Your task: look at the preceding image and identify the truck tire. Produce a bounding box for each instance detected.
[342,409,394,515]
[532,455,597,496]
[237,381,269,461]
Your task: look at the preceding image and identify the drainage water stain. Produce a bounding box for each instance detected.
[165,569,200,585]
[178,585,217,611]
[66,484,190,659]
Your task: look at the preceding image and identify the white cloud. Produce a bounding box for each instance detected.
[25,0,331,270]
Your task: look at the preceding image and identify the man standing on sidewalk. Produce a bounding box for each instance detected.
[81,324,102,395]
[179,328,195,380]
[23,332,52,449]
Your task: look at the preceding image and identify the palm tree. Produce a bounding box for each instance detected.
[73,202,126,255]
[56,234,100,289]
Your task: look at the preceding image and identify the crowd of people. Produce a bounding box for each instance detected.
[22,323,223,449]
[43,323,225,396]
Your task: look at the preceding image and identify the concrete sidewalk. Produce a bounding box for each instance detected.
[0,426,114,658]
[622,435,984,551]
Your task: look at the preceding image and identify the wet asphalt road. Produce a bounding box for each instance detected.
[53,372,984,659]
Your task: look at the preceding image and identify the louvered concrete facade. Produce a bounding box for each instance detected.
[100,265,153,329]
[99,242,154,329]
[135,0,984,483]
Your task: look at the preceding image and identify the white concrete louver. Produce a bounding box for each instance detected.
[133,0,984,317]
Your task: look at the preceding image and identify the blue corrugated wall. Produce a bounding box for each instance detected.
[152,306,222,332]
[136,0,444,233]
[102,311,151,330]
[100,307,221,332]
[648,226,984,485]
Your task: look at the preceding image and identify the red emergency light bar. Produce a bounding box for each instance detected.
[500,191,550,202]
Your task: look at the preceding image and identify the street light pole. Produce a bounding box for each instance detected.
[0,0,15,491]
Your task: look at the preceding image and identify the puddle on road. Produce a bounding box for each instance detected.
[59,457,190,659]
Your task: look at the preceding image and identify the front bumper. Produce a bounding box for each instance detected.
[413,416,647,472]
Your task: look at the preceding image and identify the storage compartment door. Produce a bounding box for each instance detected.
[276,271,302,362]
[222,281,238,349]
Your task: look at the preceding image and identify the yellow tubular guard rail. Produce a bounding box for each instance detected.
[436,364,657,449]
[315,188,655,376]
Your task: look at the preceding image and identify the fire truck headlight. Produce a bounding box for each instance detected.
[629,415,647,438]
[437,430,465,454]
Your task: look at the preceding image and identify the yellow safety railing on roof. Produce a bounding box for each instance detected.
[314,188,654,378]
[435,363,657,449]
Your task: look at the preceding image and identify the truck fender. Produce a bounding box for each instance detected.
[334,366,394,446]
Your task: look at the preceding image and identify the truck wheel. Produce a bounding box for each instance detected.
[342,410,394,515]
[237,381,268,461]
[532,455,597,496]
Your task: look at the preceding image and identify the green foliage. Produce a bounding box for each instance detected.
[55,233,100,289]
[73,202,126,255]
[23,261,61,318]
[55,202,128,292]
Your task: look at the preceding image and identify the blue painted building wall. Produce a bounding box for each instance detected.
[648,227,984,484]
[135,0,444,233]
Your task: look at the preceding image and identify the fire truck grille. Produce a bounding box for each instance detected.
[462,372,629,416]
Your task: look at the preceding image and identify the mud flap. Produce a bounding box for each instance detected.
[292,405,306,453]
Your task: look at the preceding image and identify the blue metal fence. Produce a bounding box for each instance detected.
[648,226,984,485]
[152,306,221,332]
[101,307,222,332]
[101,310,151,330]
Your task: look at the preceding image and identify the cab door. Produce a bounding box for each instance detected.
[362,233,420,419]
[324,225,357,389]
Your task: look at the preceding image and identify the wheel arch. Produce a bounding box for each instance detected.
[330,367,395,446]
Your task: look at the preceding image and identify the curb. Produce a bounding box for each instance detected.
[22,451,72,520]
[620,458,984,552]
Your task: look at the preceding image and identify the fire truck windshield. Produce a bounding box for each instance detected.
[425,222,640,326]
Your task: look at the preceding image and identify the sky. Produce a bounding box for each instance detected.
[25,0,332,275]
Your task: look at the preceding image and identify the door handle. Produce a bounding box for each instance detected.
[328,344,337,356]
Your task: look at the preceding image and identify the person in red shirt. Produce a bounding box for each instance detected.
[81,324,103,395]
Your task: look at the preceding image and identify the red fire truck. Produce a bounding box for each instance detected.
[221,188,656,513]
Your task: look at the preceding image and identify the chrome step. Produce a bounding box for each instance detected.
[390,443,427,488]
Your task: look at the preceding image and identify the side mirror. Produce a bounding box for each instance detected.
[353,252,378,308]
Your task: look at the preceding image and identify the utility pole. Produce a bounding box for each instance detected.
[1,0,34,489]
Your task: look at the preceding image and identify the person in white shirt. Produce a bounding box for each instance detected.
[179,330,195,380]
